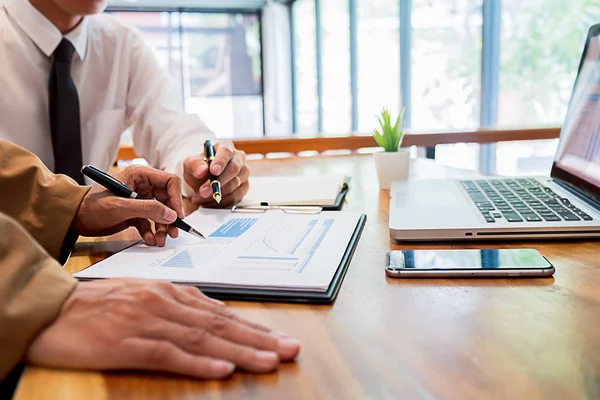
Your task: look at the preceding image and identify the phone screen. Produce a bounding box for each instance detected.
[387,249,552,270]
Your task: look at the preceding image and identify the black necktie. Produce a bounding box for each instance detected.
[49,39,84,264]
[49,39,84,184]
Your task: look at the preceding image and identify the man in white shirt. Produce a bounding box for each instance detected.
[0,0,250,207]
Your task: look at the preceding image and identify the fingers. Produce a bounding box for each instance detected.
[119,166,185,219]
[211,140,235,176]
[197,182,250,208]
[130,218,157,246]
[152,222,179,246]
[114,198,177,225]
[185,141,249,207]
[175,287,267,333]
[183,156,209,192]
[220,165,250,194]
[144,320,280,373]
[119,337,236,380]
[25,279,298,381]
[179,285,223,304]
[192,165,250,201]
[184,139,241,187]
[130,218,178,247]
[214,149,247,187]
[154,223,169,247]
[198,163,249,200]
[164,289,300,362]
[164,175,185,220]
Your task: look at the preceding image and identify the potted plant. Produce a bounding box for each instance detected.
[373,108,410,189]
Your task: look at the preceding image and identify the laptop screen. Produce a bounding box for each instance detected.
[552,25,600,203]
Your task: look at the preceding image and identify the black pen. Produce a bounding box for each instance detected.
[81,165,205,239]
[203,140,222,204]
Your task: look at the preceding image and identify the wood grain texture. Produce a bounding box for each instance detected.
[15,155,600,400]
[115,127,561,160]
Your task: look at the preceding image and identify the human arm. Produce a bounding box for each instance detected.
[0,140,186,253]
[0,213,76,379]
[123,30,250,205]
[0,140,90,260]
[0,149,299,379]
[71,165,186,247]
[26,279,301,378]
[0,214,300,380]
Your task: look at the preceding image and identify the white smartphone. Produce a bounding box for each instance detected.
[385,248,555,278]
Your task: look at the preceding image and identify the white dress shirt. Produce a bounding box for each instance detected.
[0,0,214,193]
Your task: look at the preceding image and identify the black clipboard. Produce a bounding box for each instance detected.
[78,213,365,305]
[322,178,349,211]
[305,176,350,211]
[193,214,367,304]
[248,177,351,212]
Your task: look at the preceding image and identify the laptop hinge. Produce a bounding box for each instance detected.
[552,178,600,212]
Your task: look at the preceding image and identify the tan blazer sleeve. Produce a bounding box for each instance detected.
[0,140,90,260]
[0,212,76,379]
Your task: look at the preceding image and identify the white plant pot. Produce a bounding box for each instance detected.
[374,149,411,189]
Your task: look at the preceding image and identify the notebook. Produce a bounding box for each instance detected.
[75,209,367,304]
[238,174,351,210]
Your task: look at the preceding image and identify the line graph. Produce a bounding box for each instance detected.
[233,218,334,273]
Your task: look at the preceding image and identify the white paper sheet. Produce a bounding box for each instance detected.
[239,175,347,206]
[75,209,363,292]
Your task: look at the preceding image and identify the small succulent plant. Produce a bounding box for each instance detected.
[373,108,405,152]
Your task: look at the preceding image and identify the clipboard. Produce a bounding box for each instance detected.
[307,177,350,211]
[237,175,351,211]
[76,212,367,305]
[194,214,366,304]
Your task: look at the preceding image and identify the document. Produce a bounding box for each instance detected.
[239,174,348,206]
[75,209,363,292]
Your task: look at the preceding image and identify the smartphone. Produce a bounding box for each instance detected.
[385,248,555,278]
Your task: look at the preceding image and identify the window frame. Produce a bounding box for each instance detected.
[289,0,506,170]
[106,6,267,137]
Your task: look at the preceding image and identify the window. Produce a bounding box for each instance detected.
[411,0,482,130]
[496,139,559,176]
[109,10,263,139]
[411,0,482,171]
[181,13,263,138]
[494,0,600,176]
[292,0,318,134]
[114,2,599,174]
[356,0,400,132]
[289,0,599,175]
[111,12,181,80]
[320,0,351,134]
[497,0,600,127]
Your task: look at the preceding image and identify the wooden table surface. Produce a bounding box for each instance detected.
[15,155,600,400]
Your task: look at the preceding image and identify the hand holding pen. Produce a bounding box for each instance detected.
[79,165,204,246]
[204,140,222,204]
[182,139,251,207]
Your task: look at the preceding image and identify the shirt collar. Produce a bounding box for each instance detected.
[4,0,88,60]
[64,17,88,60]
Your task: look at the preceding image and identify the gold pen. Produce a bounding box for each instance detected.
[204,140,222,203]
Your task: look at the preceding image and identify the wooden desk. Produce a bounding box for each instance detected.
[15,156,600,400]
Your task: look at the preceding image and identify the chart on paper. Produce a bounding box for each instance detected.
[152,218,257,269]
[155,217,335,274]
[230,218,334,273]
[75,210,363,291]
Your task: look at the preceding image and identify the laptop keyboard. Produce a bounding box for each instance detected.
[460,179,594,223]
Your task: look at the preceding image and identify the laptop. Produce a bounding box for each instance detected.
[390,24,600,241]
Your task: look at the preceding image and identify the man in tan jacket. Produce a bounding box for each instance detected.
[0,141,300,396]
